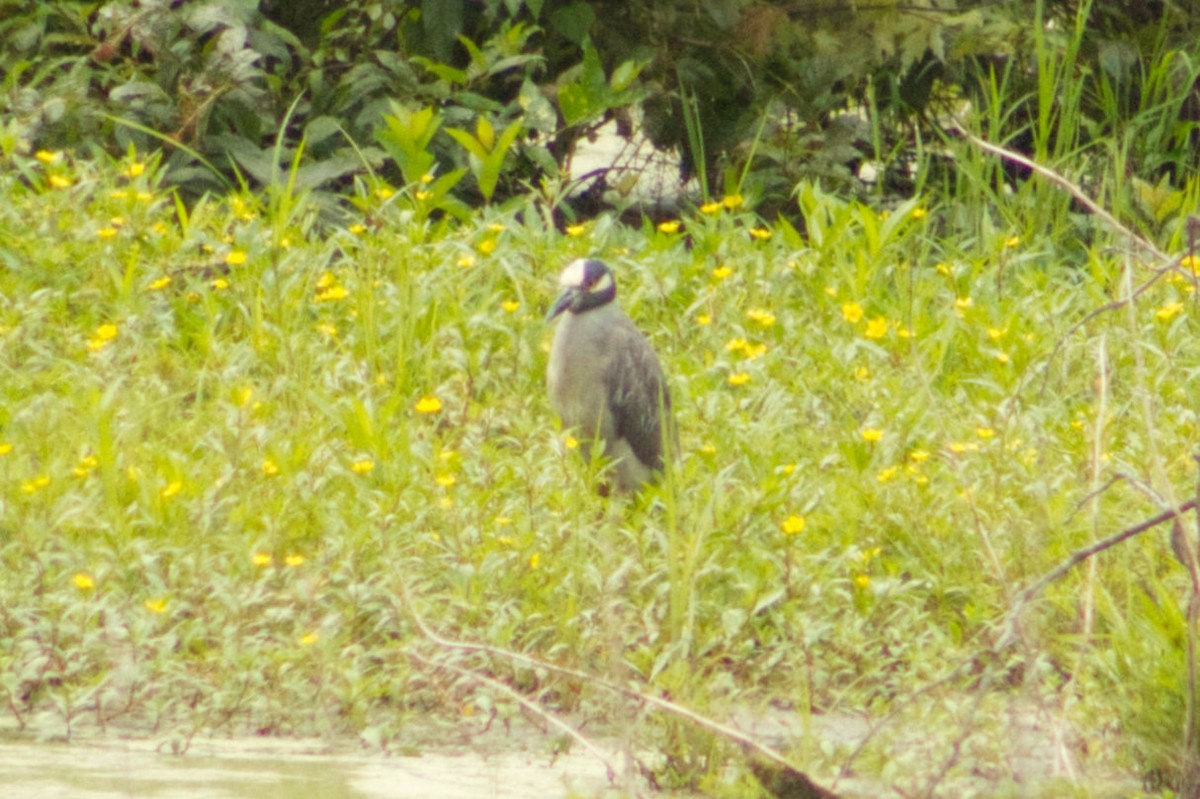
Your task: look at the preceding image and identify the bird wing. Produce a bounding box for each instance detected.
[602,322,671,471]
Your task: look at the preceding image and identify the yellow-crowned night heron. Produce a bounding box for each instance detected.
[546,258,673,492]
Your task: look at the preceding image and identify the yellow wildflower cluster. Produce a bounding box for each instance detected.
[314,272,349,303]
[725,337,767,360]
[87,323,119,351]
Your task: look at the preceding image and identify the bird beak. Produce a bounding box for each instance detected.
[547,287,578,320]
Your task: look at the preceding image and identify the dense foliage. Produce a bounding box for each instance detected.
[4,1,1200,221]
[6,1,1200,796]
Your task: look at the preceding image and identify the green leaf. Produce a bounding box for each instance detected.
[422,0,464,60]
[445,127,490,161]
[550,1,594,44]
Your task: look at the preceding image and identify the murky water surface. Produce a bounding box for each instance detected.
[0,736,623,799]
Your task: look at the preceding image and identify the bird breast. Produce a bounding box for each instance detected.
[548,307,617,438]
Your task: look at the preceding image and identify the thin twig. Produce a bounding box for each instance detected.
[949,122,1165,261]
[406,649,619,782]
[997,500,1197,650]
[395,580,839,796]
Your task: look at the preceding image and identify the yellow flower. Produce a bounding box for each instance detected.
[73,455,99,478]
[824,286,837,297]
[252,552,273,567]
[495,516,512,526]
[748,227,772,241]
[657,220,681,234]
[421,173,435,184]
[351,459,375,475]
[501,300,520,313]
[96,227,118,239]
[727,372,750,386]
[126,161,146,178]
[160,480,182,499]
[854,366,870,382]
[864,317,888,339]
[375,186,394,200]
[860,428,883,443]
[0,443,12,455]
[528,551,541,569]
[935,262,951,275]
[48,174,72,188]
[987,327,1008,340]
[21,474,51,494]
[696,313,711,326]
[415,396,443,414]
[148,275,171,291]
[909,449,930,463]
[712,265,733,280]
[35,150,61,164]
[700,200,723,215]
[300,632,319,646]
[415,190,432,201]
[743,342,767,359]
[225,250,247,266]
[564,435,579,450]
[841,303,864,323]
[996,352,1010,364]
[1005,235,1021,248]
[726,337,749,353]
[262,458,280,477]
[211,277,230,290]
[854,574,871,589]
[1157,302,1185,321]
[488,223,505,233]
[315,322,338,338]
[436,473,456,487]
[564,224,586,237]
[777,463,797,476]
[877,466,900,483]
[87,323,119,351]
[747,308,775,327]
[73,572,95,591]
[457,254,476,268]
[439,496,453,509]
[911,207,927,219]
[1182,255,1200,273]
[144,597,168,614]
[348,223,367,235]
[780,515,806,535]
[284,554,305,567]
[722,194,744,209]
[976,427,996,440]
[315,284,349,302]
[955,296,973,310]
[478,239,497,254]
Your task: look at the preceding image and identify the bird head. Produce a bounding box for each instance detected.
[548,258,616,320]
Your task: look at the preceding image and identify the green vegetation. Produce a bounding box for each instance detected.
[5,1,1200,797]
[0,143,1197,796]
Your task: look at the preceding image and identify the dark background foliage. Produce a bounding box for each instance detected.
[3,0,1200,224]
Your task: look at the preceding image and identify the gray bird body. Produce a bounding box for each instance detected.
[547,259,672,492]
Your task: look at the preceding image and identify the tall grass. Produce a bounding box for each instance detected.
[0,129,1198,795]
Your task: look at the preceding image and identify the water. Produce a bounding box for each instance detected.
[0,736,622,799]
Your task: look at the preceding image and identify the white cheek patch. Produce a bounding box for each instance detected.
[590,271,613,295]
[558,259,588,289]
